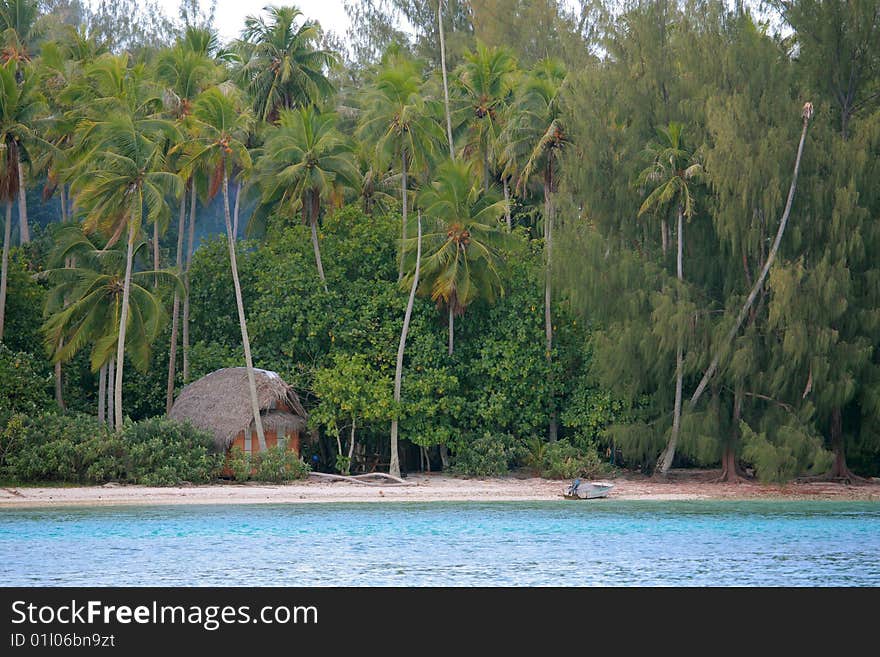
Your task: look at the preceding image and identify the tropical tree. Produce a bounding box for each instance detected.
[254,106,358,292]
[177,84,267,450]
[413,159,508,356]
[454,41,517,193]
[40,225,177,423]
[637,121,702,476]
[0,0,47,245]
[357,50,444,279]
[68,105,180,430]
[503,57,567,440]
[0,57,42,341]
[236,5,337,123]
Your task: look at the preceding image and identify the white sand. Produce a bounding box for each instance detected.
[1,472,878,508]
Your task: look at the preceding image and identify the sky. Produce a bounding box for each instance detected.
[153,0,354,42]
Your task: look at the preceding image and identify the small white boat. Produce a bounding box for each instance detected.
[562,479,614,500]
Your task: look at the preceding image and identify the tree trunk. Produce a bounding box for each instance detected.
[503,179,512,231]
[448,303,454,356]
[0,201,10,341]
[166,188,187,414]
[54,346,64,409]
[17,157,28,244]
[828,407,859,481]
[399,150,408,281]
[438,0,454,159]
[718,389,745,483]
[658,206,685,476]
[97,362,107,423]
[348,418,356,464]
[113,219,137,431]
[232,180,241,241]
[391,210,422,479]
[152,219,160,288]
[223,169,266,452]
[690,107,813,409]
[182,182,196,383]
[309,190,328,292]
[544,167,558,442]
[661,218,668,257]
[60,185,68,223]
[439,444,449,469]
[107,357,115,427]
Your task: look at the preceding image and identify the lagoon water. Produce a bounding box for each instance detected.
[1,500,878,586]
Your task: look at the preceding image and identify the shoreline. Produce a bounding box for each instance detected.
[1,472,879,508]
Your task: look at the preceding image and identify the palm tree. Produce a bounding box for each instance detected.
[156,33,222,412]
[41,225,178,422]
[503,58,567,441]
[68,108,180,430]
[235,5,337,123]
[0,0,47,245]
[0,57,42,341]
[177,85,267,451]
[637,121,702,476]
[254,106,358,292]
[390,209,422,479]
[357,51,444,280]
[412,159,508,356]
[455,42,517,193]
[437,0,453,158]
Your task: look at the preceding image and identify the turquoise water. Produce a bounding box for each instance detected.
[1,501,878,586]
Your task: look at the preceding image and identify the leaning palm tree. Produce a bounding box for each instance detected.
[176,84,268,451]
[41,225,178,423]
[235,5,337,123]
[411,159,509,356]
[67,111,180,430]
[357,50,444,279]
[637,121,702,476]
[502,58,567,441]
[253,106,358,292]
[0,57,42,341]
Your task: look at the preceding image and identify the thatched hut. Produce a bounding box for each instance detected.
[169,368,307,461]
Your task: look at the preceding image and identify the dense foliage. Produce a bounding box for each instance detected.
[0,0,877,484]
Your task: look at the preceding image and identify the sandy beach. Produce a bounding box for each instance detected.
[1,471,878,508]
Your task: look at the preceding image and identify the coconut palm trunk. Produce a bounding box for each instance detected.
[182,183,196,382]
[107,357,115,426]
[97,362,107,423]
[17,157,28,244]
[659,206,685,475]
[166,188,188,413]
[438,0,454,159]
[689,105,813,409]
[503,178,512,231]
[391,210,422,479]
[544,163,558,442]
[113,219,137,430]
[222,168,267,452]
[0,201,10,341]
[448,302,454,356]
[232,180,241,241]
[60,185,68,223]
[399,150,408,281]
[309,189,328,292]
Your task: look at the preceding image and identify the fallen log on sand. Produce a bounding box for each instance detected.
[308,472,413,486]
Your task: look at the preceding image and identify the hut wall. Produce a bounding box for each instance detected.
[221,429,301,478]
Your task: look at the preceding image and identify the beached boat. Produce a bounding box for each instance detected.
[562,479,614,500]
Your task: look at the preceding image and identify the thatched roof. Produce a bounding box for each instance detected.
[169,367,307,450]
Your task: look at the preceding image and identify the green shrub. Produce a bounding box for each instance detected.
[450,433,524,477]
[3,412,122,483]
[539,440,606,480]
[225,445,310,483]
[252,445,310,483]
[0,346,52,430]
[120,417,220,486]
